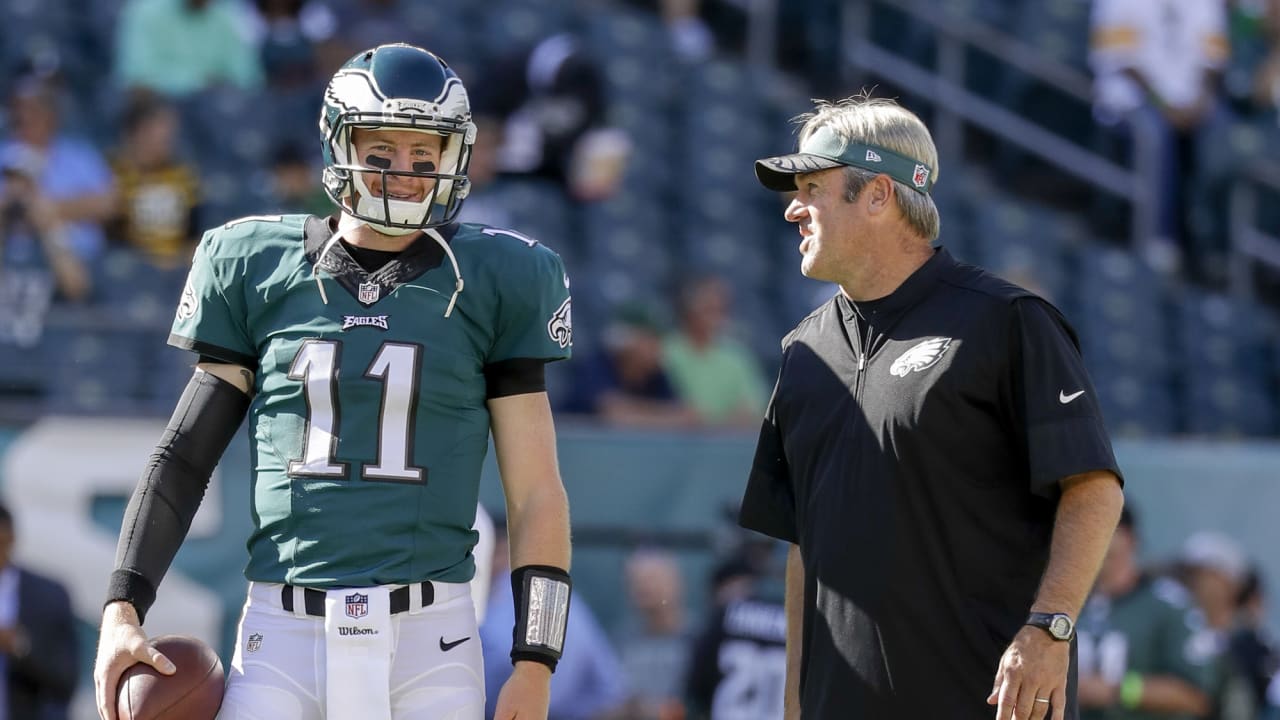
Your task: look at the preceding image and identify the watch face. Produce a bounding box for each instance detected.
[1050,616,1072,639]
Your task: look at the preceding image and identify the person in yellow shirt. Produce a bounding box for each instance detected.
[109,95,201,269]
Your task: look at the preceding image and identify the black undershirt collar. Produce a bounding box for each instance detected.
[303,215,460,307]
[838,246,956,354]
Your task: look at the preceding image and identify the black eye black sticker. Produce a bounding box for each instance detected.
[413,161,436,173]
[365,155,392,169]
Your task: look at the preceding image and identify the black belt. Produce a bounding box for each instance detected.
[280,582,435,617]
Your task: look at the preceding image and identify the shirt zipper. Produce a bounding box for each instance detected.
[855,319,873,401]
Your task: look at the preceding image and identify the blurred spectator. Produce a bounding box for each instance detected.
[1089,0,1232,281]
[0,502,78,720]
[0,75,116,262]
[1237,0,1280,112]
[480,523,628,720]
[476,33,631,202]
[329,0,410,58]
[1077,506,1215,718]
[0,146,92,350]
[1229,567,1280,713]
[108,94,201,270]
[624,0,840,83]
[662,276,768,428]
[1178,531,1260,720]
[684,541,786,720]
[246,0,344,91]
[267,143,331,218]
[615,549,691,720]
[652,0,715,63]
[558,304,698,429]
[115,0,264,97]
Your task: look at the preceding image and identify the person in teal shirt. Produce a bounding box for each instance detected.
[663,276,768,427]
[115,0,263,96]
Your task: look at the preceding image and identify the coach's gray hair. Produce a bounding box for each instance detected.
[794,96,941,241]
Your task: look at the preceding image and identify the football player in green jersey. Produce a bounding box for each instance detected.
[1077,507,1215,720]
[93,44,573,720]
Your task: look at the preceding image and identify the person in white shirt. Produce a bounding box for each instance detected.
[1089,0,1232,281]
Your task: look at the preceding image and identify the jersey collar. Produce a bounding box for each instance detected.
[304,215,461,307]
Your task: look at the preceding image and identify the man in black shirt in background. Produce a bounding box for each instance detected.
[738,95,1125,720]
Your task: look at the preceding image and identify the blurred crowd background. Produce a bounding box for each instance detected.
[1,0,1280,718]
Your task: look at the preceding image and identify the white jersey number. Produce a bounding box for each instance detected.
[288,339,425,483]
[712,640,786,720]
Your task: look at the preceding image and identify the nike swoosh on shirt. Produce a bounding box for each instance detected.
[440,636,471,652]
[1059,390,1085,404]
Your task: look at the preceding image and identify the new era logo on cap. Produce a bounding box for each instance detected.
[865,149,882,162]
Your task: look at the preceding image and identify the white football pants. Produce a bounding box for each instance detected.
[217,581,485,720]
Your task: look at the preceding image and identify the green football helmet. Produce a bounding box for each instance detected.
[320,44,476,234]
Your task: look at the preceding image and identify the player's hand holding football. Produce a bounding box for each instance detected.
[94,601,175,720]
[987,625,1070,720]
[492,660,552,719]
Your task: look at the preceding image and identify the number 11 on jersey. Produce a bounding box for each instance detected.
[287,339,426,483]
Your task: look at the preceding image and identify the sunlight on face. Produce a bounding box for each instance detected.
[783,167,860,282]
[350,127,444,203]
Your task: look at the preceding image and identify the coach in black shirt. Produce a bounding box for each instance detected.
[739,95,1125,720]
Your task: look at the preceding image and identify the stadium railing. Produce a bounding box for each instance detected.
[838,0,1161,264]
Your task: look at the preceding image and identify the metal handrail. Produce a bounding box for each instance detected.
[876,0,1097,103]
[1229,173,1280,298]
[848,42,1132,195]
[841,1,1159,250]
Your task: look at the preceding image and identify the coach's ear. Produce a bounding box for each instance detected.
[863,173,896,217]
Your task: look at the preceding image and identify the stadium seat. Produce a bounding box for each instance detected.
[42,325,150,416]
[1014,0,1091,72]
[1172,290,1278,437]
[968,196,1078,306]
[1091,371,1178,437]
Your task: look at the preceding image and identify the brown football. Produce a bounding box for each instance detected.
[117,634,225,720]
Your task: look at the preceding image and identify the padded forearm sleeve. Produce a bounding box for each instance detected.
[510,565,572,672]
[105,370,249,623]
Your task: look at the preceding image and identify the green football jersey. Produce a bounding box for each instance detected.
[1078,577,1218,720]
[171,214,572,587]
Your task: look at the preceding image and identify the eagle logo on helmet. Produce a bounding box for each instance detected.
[547,298,573,349]
[889,337,952,377]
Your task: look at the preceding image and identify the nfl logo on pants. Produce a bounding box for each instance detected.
[345,593,368,619]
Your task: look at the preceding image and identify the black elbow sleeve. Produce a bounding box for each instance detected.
[106,370,249,623]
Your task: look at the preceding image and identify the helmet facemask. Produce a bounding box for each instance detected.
[323,109,475,235]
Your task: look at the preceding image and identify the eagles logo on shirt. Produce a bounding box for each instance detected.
[890,337,952,377]
[176,280,198,320]
[547,298,572,349]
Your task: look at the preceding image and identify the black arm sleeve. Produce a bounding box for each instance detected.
[105,370,250,623]
[484,357,548,398]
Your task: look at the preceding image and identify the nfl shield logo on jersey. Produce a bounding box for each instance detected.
[345,593,369,619]
[358,282,380,304]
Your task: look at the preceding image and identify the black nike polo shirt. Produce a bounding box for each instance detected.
[739,247,1122,719]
